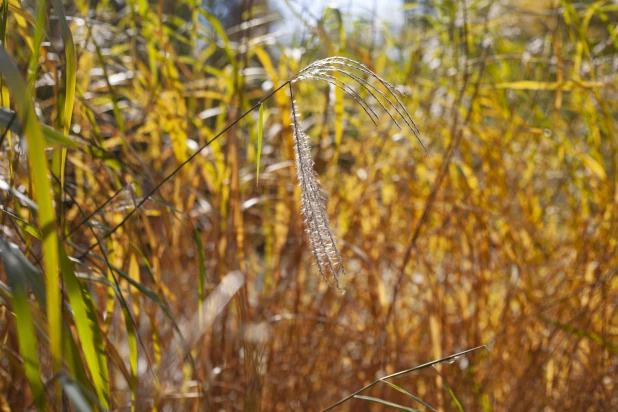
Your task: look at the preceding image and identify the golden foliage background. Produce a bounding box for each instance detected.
[0,0,617,410]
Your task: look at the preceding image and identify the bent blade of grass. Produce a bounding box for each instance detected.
[0,238,45,410]
[322,346,486,411]
[75,273,140,384]
[379,379,437,411]
[0,47,61,374]
[59,246,110,409]
[444,379,464,412]
[0,107,84,148]
[353,395,420,412]
[0,206,42,240]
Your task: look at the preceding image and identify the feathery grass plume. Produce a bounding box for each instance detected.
[291,56,428,154]
[289,57,427,292]
[289,88,346,292]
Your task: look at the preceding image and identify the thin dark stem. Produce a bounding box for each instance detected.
[77,80,290,260]
[62,183,129,240]
[321,345,487,412]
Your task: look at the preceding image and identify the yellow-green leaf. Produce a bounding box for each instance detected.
[0,47,61,375]
[59,246,110,409]
[0,238,45,410]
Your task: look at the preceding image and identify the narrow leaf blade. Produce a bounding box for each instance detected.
[0,238,45,410]
[353,395,420,412]
[380,379,437,411]
[59,246,110,409]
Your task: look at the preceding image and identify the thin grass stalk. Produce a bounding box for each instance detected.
[322,345,488,411]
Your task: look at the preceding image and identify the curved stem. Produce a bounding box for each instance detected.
[77,80,291,260]
[321,345,487,411]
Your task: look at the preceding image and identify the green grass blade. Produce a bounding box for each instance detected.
[379,379,437,411]
[0,107,83,148]
[432,366,464,412]
[0,48,61,374]
[353,395,420,412]
[42,125,83,148]
[49,0,76,134]
[84,254,179,327]
[0,238,45,410]
[59,246,110,409]
[444,381,464,412]
[49,0,76,228]
[0,206,42,240]
[256,103,264,184]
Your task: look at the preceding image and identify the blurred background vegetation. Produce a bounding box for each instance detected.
[0,0,617,410]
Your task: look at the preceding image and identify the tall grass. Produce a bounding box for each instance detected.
[0,0,617,410]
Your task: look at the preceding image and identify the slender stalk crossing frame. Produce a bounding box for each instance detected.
[75,57,427,290]
[322,345,488,411]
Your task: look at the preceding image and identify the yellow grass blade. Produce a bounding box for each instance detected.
[0,47,61,378]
